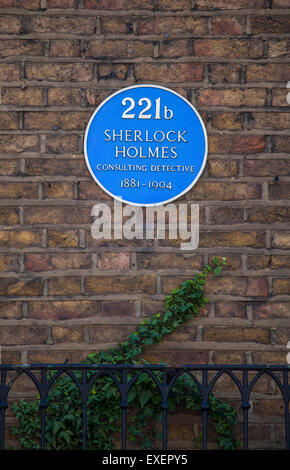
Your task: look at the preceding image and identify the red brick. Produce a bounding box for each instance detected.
[247,64,290,83]
[212,17,244,35]
[198,88,266,107]
[215,302,247,318]
[135,63,204,83]
[0,135,39,154]
[0,326,47,345]
[0,301,22,319]
[49,40,81,58]
[24,206,91,225]
[28,16,96,34]
[0,40,43,57]
[84,0,154,9]
[251,16,290,34]
[195,39,263,58]
[0,112,19,130]
[1,87,43,106]
[196,0,264,8]
[0,16,22,34]
[86,40,153,58]
[186,181,261,201]
[137,16,207,35]
[244,159,289,177]
[28,300,97,320]
[47,277,82,296]
[25,253,90,272]
[101,300,137,316]
[208,64,242,84]
[98,252,131,270]
[24,112,90,130]
[246,278,269,297]
[86,275,156,294]
[25,63,93,82]
[0,278,43,296]
[253,302,290,319]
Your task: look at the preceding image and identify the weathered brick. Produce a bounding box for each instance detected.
[0,112,19,130]
[142,350,209,366]
[215,302,247,318]
[28,300,97,320]
[207,159,239,178]
[24,206,90,225]
[158,0,192,9]
[244,159,289,177]
[0,254,18,272]
[247,64,290,83]
[101,300,137,316]
[211,112,244,130]
[137,253,203,270]
[204,327,270,344]
[86,40,153,58]
[0,230,42,247]
[49,40,81,58]
[135,63,204,83]
[212,17,244,34]
[208,254,242,271]
[25,63,93,82]
[268,39,289,59]
[199,231,265,248]
[0,207,19,225]
[78,180,112,200]
[86,275,156,294]
[251,16,290,34]
[101,16,134,34]
[269,182,290,200]
[45,135,79,153]
[186,181,261,201]
[43,182,75,199]
[0,135,39,154]
[98,64,129,81]
[90,324,135,343]
[0,182,38,199]
[0,40,43,57]
[28,16,96,34]
[84,0,154,9]
[1,87,43,106]
[208,63,242,84]
[25,253,91,272]
[85,88,116,106]
[160,40,191,58]
[24,111,90,130]
[24,158,87,177]
[137,16,207,35]
[246,278,269,297]
[272,231,290,249]
[253,302,290,319]
[0,326,47,345]
[247,207,290,224]
[47,229,79,248]
[0,159,20,176]
[213,351,244,364]
[0,278,43,297]
[98,252,131,270]
[253,351,287,365]
[272,88,289,107]
[47,0,76,6]
[254,399,284,417]
[195,39,263,59]
[272,136,290,153]
[0,63,20,81]
[273,278,290,295]
[208,135,265,154]
[248,254,290,270]
[47,277,82,296]
[0,16,22,34]
[208,207,244,225]
[198,88,266,107]
[52,326,84,343]
[249,112,290,130]
[196,0,264,9]
[0,301,22,319]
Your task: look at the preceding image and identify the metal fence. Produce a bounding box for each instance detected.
[0,363,289,451]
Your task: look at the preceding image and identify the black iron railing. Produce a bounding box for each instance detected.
[0,363,289,451]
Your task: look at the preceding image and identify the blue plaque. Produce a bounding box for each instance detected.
[84,84,207,207]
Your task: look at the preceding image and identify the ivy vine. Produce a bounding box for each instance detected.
[12,257,239,450]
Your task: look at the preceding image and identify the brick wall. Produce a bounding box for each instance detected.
[0,0,289,449]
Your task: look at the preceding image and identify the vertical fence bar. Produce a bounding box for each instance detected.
[283,370,290,450]
[40,369,48,450]
[201,370,209,450]
[82,369,88,451]
[0,369,7,450]
[242,370,250,451]
[161,370,169,451]
[121,369,128,450]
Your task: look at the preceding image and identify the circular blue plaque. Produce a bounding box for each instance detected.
[84,84,207,207]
